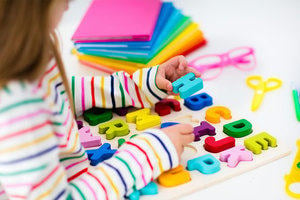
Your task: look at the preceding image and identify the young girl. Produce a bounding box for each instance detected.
[0,0,200,199]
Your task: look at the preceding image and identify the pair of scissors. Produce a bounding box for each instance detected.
[246,75,282,111]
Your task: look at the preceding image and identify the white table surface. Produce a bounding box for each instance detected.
[58,0,300,199]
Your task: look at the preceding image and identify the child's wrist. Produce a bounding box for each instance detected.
[133,129,179,170]
[142,66,168,101]
[154,65,166,92]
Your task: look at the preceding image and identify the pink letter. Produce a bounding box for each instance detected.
[79,126,102,148]
[219,145,253,168]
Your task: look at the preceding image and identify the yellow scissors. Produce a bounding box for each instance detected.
[246,75,282,111]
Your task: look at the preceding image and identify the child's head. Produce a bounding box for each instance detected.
[0,0,69,86]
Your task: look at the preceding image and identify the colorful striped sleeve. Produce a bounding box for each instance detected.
[0,78,178,199]
[0,97,179,199]
[71,66,168,116]
[0,92,68,199]
[0,97,79,200]
[70,129,179,199]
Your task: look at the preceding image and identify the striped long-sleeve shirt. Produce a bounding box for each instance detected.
[71,61,168,116]
[0,58,179,200]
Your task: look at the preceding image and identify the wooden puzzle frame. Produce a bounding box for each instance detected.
[79,96,291,200]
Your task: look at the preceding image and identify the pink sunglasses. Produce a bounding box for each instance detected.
[189,47,256,81]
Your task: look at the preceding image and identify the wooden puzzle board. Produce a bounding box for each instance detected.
[79,95,291,200]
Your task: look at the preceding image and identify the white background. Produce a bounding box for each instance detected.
[58,0,300,199]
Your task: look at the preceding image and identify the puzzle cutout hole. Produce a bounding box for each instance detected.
[233,123,245,129]
[204,159,213,165]
[181,145,198,164]
[191,97,198,102]
[289,183,300,194]
[200,94,208,99]
[114,123,123,128]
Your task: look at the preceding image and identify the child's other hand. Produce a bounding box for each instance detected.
[162,124,195,161]
[156,55,201,94]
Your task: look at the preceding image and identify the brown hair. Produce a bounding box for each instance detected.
[0,0,74,113]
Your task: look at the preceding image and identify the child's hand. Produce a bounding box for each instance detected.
[156,55,201,94]
[162,124,195,160]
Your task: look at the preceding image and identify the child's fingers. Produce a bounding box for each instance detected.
[167,91,176,95]
[181,133,195,145]
[163,124,193,134]
[164,55,187,71]
[161,55,185,70]
[178,56,188,71]
[177,124,194,135]
[188,67,201,77]
[156,76,173,92]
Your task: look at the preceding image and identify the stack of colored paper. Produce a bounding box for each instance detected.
[72,0,206,74]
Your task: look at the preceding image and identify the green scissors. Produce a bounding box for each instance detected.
[246,75,282,111]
